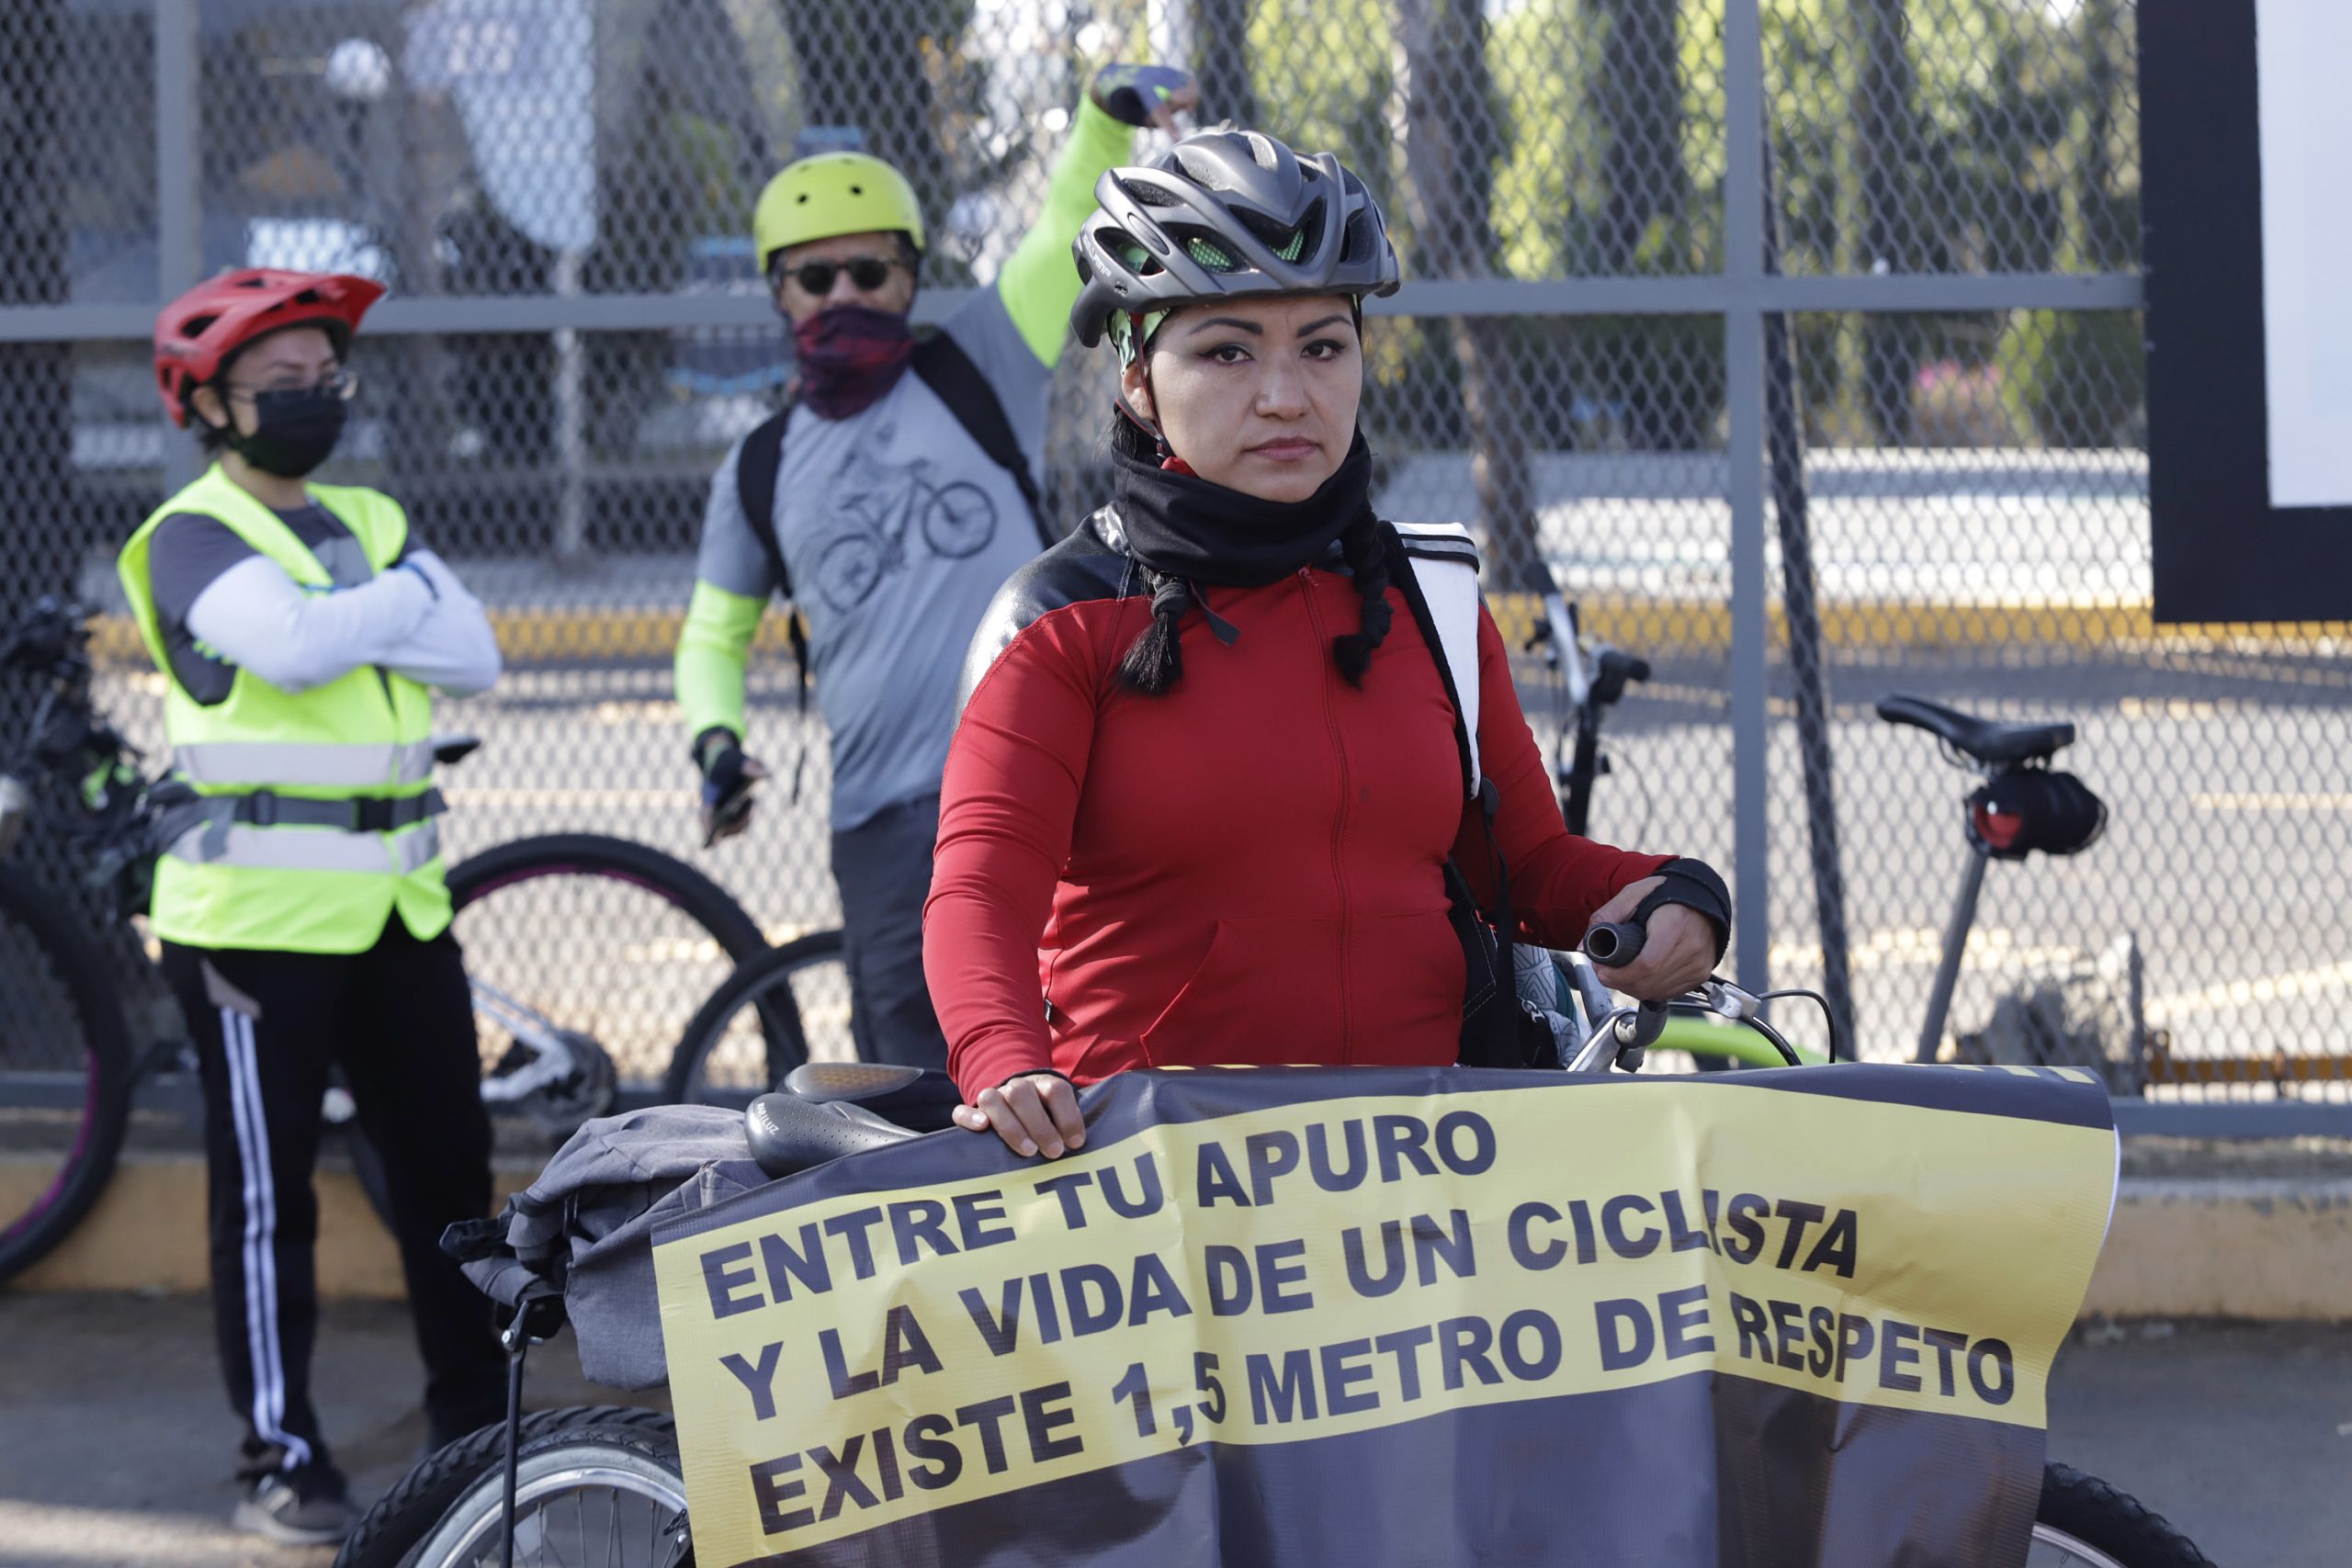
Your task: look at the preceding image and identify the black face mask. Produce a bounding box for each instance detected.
[226,386,348,478]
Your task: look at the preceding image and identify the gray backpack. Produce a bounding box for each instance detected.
[443,1103,767,1390]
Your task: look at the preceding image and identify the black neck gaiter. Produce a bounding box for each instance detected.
[1110,418,1376,587]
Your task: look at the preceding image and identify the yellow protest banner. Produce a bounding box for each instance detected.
[652,1063,2115,1567]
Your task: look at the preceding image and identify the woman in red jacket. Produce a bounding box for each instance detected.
[924,130,1729,1159]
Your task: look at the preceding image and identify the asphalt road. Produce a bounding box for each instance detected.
[0,1292,2340,1566]
[426,638,2352,1083]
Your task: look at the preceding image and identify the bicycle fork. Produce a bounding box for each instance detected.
[1913,841,1992,1064]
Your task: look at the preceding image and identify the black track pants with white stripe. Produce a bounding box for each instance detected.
[161,920,504,1481]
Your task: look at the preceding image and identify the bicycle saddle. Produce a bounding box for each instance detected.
[1874,694,2074,766]
[745,1089,918,1179]
[783,1061,964,1134]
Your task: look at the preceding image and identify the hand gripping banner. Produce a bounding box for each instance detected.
[652,1064,2117,1567]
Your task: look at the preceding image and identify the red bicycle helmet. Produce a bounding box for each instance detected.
[153,269,385,427]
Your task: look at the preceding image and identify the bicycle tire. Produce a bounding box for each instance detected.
[333,1405,682,1568]
[343,834,774,1229]
[0,871,136,1286]
[447,834,768,961]
[2028,1462,2216,1568]
[447,832,769,1100]
[662,929,849,1106]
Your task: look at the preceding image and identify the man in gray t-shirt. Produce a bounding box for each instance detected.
[674,65,1195,1069]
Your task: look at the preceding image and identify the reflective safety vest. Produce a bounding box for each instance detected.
[118,466,450,953]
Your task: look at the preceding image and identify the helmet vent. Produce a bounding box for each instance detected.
[1238,203,1317,264]
[1169,227,1240,271]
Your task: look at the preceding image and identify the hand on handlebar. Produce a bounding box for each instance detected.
[953,1072,1086,1160]
[1586,877,1717,1001]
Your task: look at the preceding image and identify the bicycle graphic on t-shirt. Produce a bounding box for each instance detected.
[812,446,999,614]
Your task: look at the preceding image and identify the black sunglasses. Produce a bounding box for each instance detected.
[777,256,902,297]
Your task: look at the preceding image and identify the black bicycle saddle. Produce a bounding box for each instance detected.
[1874,694,2074,766]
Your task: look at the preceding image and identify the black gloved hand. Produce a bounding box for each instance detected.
[694,727,767,847]
[1089,63,1201,130]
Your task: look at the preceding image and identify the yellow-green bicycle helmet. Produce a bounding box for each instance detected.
[752,152,926,273]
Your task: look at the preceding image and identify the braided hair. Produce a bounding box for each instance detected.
[1118,514,1396,696]
[1118,570,1193,695]
[1330,515,1395,684]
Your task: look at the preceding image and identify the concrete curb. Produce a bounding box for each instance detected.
[2078,1178,2352,1323]
[5,1154,535,1301]
[12,1156,2349,1320]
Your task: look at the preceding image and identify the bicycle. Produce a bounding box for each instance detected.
[0,598,795,1284]
[333,921,2213,1568]
[1523,585,2110,1077]
[812,452,999,613]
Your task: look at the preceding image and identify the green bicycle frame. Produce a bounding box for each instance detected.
[1653,1011,1829,1068]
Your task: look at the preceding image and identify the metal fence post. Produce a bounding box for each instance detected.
[1723,0,1770,998]
[156,0,200,494]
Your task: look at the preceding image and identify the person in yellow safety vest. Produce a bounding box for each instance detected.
[677,63,1198,1071]
[120,269,505,1548]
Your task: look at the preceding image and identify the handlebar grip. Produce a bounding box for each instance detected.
[1584,920,1646,967]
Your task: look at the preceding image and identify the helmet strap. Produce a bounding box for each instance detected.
[1115,350,1178,464]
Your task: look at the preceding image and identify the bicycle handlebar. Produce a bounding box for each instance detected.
[1577,920,1668,1066]
[1583,920,1645,967]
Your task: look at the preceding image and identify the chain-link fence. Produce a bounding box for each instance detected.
[2,0,2344,1112]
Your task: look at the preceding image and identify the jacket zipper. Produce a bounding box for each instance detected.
[1299,569,1353,1062]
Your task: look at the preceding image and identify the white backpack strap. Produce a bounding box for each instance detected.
[1392,522,1484,798]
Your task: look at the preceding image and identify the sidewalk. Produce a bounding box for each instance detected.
[0,1293,2338,1567]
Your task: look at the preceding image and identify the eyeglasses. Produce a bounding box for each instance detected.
[224,367,359,404]
[776,256,903,297]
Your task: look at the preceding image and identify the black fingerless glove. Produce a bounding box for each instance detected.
[1089,62,1193,128]
[1634,857,1732,962]
[694,726,750,802]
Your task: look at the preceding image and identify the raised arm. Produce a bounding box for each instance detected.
[992,65,1199,367]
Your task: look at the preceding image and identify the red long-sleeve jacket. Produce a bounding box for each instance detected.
[923,513,1669,1100]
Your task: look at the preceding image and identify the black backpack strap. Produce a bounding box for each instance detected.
[729,401,813,800]
[912,333,1054,547]
[733,403,796,599]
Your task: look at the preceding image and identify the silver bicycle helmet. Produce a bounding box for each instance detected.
[1070,129,1401,350]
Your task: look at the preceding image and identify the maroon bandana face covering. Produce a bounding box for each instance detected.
[792,304,916,419]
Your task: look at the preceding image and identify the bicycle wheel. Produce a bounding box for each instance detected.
[0,872,135,1285]
[446,835,768,1134]
[662,930,851,1107]
[334,1406,684,1568]
[2027,1463,2215,1568]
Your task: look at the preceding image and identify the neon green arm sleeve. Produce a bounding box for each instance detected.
[997,96,1136,366]
[674,580,765,743]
